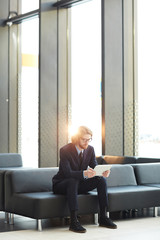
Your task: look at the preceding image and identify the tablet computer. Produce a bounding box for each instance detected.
[94,165,112,176]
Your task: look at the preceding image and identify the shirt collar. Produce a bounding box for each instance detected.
[75,145,83,155]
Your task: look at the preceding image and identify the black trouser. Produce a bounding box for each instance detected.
[53,176,108,213]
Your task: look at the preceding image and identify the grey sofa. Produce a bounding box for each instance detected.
[4,163,160,231]
[107,165,160,213]
[5,168,99,231]
[0,153,23,212]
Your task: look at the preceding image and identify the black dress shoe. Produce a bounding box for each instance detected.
[69,219,86,233]
[99,217,117,229]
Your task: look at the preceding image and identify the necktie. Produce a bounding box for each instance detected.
[79,151,83,167]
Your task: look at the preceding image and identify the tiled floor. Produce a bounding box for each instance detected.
[0,209,160,240]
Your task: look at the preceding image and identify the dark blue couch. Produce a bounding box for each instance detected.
[4,163,160,231]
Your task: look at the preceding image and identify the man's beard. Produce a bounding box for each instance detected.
[79,143,88,150]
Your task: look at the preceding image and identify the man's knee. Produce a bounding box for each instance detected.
[96,176,107,188]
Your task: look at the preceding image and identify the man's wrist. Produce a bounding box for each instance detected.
[83,170,88,179]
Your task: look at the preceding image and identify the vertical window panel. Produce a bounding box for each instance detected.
[18,17,39,167]
[21,0,39,14]
[70,0,102,155]
[137,0,160,157]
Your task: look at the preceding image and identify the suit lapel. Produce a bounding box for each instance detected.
[71,144,78,158]
[71,144,80,168]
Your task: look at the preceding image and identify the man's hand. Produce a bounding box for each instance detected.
[102,169,110,178]
[84,168,96,178]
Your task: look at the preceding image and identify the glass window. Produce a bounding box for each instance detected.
[137,0,160,157]
[21,0,39,14]
[18,17,39,167]
[70,0,102,155]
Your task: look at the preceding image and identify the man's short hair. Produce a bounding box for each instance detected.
[71,126,92,144]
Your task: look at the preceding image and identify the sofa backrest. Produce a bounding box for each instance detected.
[107,165,137,187]
[5,167,59,194]
[102,155,137,165]
[96,156,104,164]
[134,163,160,184]
[0,153,22,168]
[136,157,160,164]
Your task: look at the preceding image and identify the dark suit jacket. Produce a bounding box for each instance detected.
[52,143,98,185]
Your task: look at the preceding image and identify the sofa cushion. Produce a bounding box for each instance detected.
[108,185,160,212]
[5,191,98,219]
[134,163,160,185]
[0,153,22,168]
[107,165,137,187]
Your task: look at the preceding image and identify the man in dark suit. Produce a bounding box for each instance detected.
[52,126,117,233]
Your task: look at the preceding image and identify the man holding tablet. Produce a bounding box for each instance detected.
[52,126,117,233]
